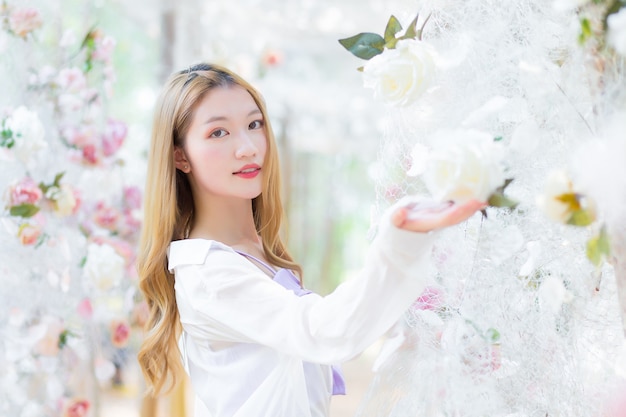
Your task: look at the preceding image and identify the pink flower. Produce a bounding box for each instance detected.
[63,398,90,417]
[102,119,127,156]
[9,7,43,38]
[18,223,41,245]
[110,319,131,348]
[123,186,142,210]
[57,68,87,92]
[62,125,97,148]
[261,49,284,67]
[413,286,445,311]
[82,144,99,165]
[93,201,119,229]
[120,209,141,238]
[92,35,116,63]
[76,298,93,319]
[9,177,42,205]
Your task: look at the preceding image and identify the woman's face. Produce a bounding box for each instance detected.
[176,85,267,202]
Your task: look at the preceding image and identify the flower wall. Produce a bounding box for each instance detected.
[344,1,626,416]
[0,2,145,416]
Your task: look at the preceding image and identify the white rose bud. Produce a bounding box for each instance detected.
[362,39,436,107]
[411,129,505,203]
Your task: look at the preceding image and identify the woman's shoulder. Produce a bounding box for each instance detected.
[167,238,235,271]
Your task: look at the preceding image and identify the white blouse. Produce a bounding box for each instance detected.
[168,215,435,417]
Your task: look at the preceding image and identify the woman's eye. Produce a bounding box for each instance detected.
[249,120,264,130]
[209,129,228,138]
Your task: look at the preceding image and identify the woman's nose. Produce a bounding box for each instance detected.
[234,132,258,159]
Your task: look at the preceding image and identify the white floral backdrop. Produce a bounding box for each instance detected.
[0,2,146,416]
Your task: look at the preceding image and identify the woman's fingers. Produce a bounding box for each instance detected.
[394,199,486,233]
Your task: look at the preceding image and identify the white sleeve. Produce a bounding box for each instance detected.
[173,212,436,365]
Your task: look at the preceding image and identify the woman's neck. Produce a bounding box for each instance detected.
[188,197,260,248]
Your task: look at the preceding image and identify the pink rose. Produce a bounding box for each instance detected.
[123,186,142,210]
[9,177,42,205]
[102,119,127,156]
[76,298,93,319]
[18,223,41,245]
[9,7,43,38]
[82,144,99,165]
[110,319,131,348]
[63,398,90,417]
[93,201,119,230]
[413,286,445,311]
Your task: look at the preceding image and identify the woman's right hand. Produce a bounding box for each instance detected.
[391,199,486,233]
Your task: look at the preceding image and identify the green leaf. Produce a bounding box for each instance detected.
[385,37,398,50]
[416,13,432,41]
[9,203,40,218]
[52,172,65,188]
[567,208,595,226]
[338,32,385,60]
[586,225,611,266]
[488,191,518,209]
[484,328,501,343]
[578,17,592,44]
[0,130,14,148]
[398,13,419,41]
[494,136,503,142]
[384,15,403,42]
[356,66,364,72]
[58,329,75,349]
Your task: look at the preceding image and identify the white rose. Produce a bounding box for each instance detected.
[362,39,436,107]
[608,8,626,56]
[410,129,505,203]
[536,170,574,224]
[84,243,125,290]
[5,106,47,164]
[48,184,78,216]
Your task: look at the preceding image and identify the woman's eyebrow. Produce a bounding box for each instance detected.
[203,109,262,124]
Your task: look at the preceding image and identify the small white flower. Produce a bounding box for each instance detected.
[411,129,505,203]
[608,8,626,56]
[362,39,437,107]
[538,275,573,314]
[4,106,47,164]
[536,170,574,224]
[84,243,125,290]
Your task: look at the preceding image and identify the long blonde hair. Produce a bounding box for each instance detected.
[137,63,302,395]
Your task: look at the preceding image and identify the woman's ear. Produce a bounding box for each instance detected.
[174,147,190,173]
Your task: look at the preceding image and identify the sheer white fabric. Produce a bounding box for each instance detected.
[168,215,436,417]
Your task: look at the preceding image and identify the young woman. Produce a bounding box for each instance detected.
[137,63,483,417]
